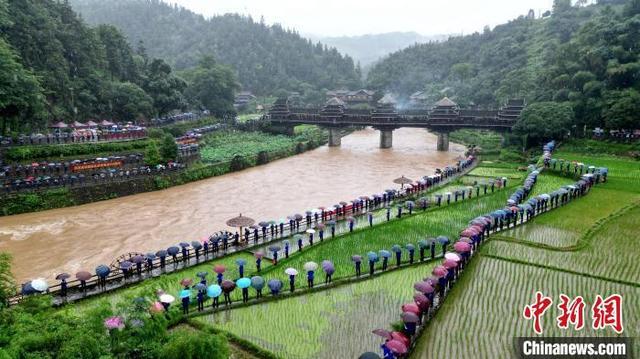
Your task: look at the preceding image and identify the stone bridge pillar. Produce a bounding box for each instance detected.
[379,128,394,149]
[437,132,450,151]
[328,127,342,147]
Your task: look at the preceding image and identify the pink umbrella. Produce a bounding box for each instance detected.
[372,328,393,340]
[402,303,421,315]
[454,241,472,253]
[459,237,473,244]
[391,332,410,347]
[413,281,433,293]
[387,340,408,354]
[460,228,478,237]
[150,301,164,313]
[444,252,461,262]
[424,276,439,287]
[401,312,420,323]
[414,293,430,310]
[180,278,193,287]
[443,259,458,269]
[432,265,448,278]
[213,264,226,274]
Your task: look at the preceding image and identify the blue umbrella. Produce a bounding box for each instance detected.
[367,251,379,262]
[437,236,450,245]
[191,241,203,250]
[351,255,362,263]
[391,244,402,253]
[167,246,180,256]
[196,271,208,279]
[379,250,392,258]
[179,242,190,248]
[406,244,415,251]
[207,284,222,298]
[237,277,251,289]
[179,289,191,298]
[251,276,265,290]
[156,250,167,257]
[269,245,281,252]
[194,283,206,291]
[417,240,428,249]
[95,265,110,277]
[236,259,247,266]
[268,279,283,292]
[145,253,156,260]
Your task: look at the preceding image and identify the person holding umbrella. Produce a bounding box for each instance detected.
[283,241,289,259]
[214,265,225,285]
[296,234,303,252]
[307,229,315,246]
[268,279,283,296]
[236,259,247,278]
[368,212,374,227]
[386,206,391,221]
[352,255,362,276]
[255,252,264,272]
[269,245,281,264]
[159,292,175,312]
[285,268,298,292]
[195,283,206,311]
[418,240,428,262]
[317,223,325,242]
[367,252,379,276]
[55,273,70,297]
[304,262,318,288]
[437,236,450,255]
[237,278,251,303]
[251,276,265,298]
[379,250,391,271]
[207,284,222,309]
[322,260,335,284]
[406,244,415,264]
[391,245,402,267]
[329,220,336,237]
[95,265,110,290]
[180,286,191,315]
[221,280,236,306]
[348,217,355,232]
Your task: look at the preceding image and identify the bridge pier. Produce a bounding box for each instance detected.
[379,128,393,149]
[436,132,450,151]
[328,127,342,147]
[269,124,295,136]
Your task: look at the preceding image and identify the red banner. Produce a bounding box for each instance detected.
[71,160,123,172]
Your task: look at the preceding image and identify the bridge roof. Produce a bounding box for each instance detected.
[434,97,458,107]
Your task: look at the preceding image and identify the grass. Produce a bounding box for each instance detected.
[194,264,437,359]
[411,257,640,358]
[200,131,303,163]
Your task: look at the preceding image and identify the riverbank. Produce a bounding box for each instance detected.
[0,125,330,216]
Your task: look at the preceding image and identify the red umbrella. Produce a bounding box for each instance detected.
[443,259,458,269]
[180,278,193,287]
[432,265,448,278]
[454,241,472,253]
[391,332,410,347]
[414,293,430,310]
[49,121,68,129]
[402,303,421,315]
[460,228,478,237]
[386,339,408,354]
[372,328,393,340]
[214,264,226,274]
[75,271,92,281]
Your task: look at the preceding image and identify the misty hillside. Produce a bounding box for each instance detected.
[309,32,449,68]
[69,0,361,95]
[366,0,639,132]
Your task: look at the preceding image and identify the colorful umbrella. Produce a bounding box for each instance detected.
[444,252,461,262]
[180,278,193,287]
[402,303,421,315]
[386,340,408,354]
[432,265,448,278]
[267,279,283,292]
[236,277,251,289]
[207,285,222,298]
[76,271,92,281]
[372,328,393,340]
[401,312,420,323]
[454,241,472,253]
[221,280,236,293]
[351,255,362,263]
[179,289,191,299]
[251,276,265,290]
[213,264,226,274]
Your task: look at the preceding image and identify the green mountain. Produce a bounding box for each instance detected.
[366,0,639,131]
[69,0,362,97]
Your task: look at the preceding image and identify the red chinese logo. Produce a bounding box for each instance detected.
[592,294,623,334]
[523,291,553,334]
[523,293,624,334]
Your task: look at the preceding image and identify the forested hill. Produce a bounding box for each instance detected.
[69,0,362,96]
[366,0,639,131]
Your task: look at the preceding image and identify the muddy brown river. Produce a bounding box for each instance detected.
[0,128,464,283]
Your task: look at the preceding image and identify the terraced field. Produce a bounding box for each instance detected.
[195,264,437,359]
[412,257,640,359]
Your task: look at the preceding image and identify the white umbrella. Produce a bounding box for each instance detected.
[31,278,48,292]
[303,261,318,271]
[284,268,298,276]
[159,294,175,303]
[305,229,316,234]
[444,252,461,262]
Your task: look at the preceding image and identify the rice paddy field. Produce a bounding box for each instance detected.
[194,263,437,359]
[410,149,640,358]
[411,257,640,359]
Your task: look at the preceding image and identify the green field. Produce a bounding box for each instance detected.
[194,264,436,359]
[410,149,640,358]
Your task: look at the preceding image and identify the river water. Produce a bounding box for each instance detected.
[0,128,464,283]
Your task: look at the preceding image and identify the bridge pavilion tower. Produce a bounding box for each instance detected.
[372,94,399,149]
[429,97,460,151]
[267,97,296,135]
[321,97,346,147]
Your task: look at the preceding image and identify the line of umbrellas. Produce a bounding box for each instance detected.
[366,139,604,358]
[19,155,477,301]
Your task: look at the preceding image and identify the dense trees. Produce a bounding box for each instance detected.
[181,57,238,117]
[69,0,362,97]
[367,0,640,134]
[0,0,214,135]
[514,102,575,146]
